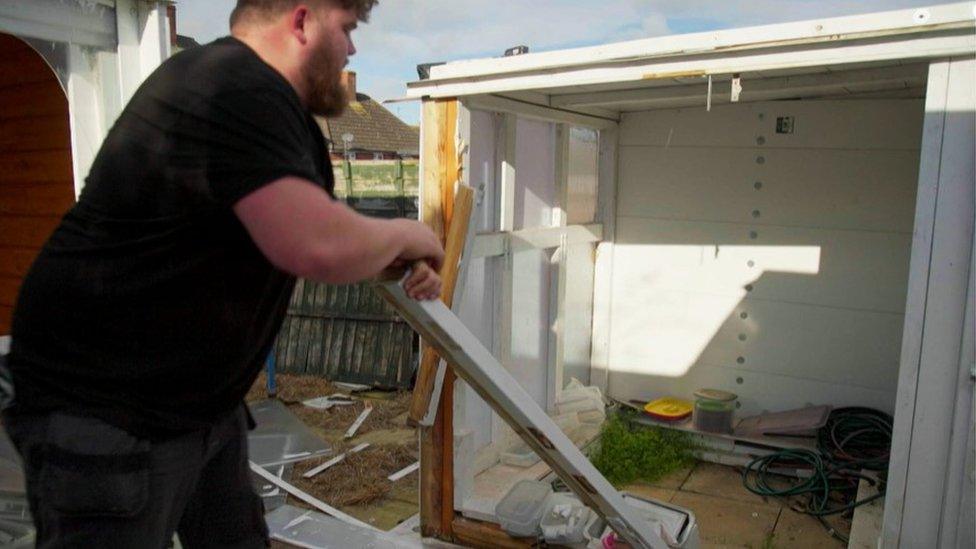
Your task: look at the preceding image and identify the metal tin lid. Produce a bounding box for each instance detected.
[693,388,738,402]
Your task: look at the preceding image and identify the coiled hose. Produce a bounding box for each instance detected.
[741,407,893,541]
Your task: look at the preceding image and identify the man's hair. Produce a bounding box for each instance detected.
[230,0,378,27]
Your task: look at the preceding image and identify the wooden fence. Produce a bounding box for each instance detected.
[271,158,420,388]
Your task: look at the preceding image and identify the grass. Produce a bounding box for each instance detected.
[591,411,696,486]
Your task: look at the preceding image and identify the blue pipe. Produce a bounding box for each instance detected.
[265,352,277,398]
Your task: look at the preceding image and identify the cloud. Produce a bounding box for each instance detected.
[171,0,938,123]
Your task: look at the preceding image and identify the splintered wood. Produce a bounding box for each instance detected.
[375,276,671,549]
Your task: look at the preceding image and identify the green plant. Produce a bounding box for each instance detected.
[591,412,696,486]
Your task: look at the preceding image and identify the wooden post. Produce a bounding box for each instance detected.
[395,156,405,217]
[408,185,474,424]
[451,517,537,549]
[418,98,461,539]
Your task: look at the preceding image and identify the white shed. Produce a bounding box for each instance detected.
[0,0,171,338]
[407,3,975,547]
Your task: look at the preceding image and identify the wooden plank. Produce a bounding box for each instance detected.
[0,115,70,152]
[617,147,920,233]
[375,278,680,549]
[0,247,39,279]
[417,97,460,539]
[0,180,74,216]
[0,34,31,54]
[0,82,66,120]
[0,47,60,88]
[0,276,20,308]
[0,216,58,248]
[421,101,447,239]
[0,305,11,336]
[0,150,73,185]
[408,185,475,423]
[451,517,536,549]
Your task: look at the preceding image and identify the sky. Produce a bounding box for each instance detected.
[174,0,941,125]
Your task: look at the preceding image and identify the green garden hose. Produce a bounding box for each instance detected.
[741,407,893,540]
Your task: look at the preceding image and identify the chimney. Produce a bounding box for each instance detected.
[341,71,357,102]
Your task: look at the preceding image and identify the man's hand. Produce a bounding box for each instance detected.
[393,219,445,272]
[403,260,441,301]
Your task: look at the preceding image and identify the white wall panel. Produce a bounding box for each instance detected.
[617,148,920,233]
[609,98,920,414]
[456,110,498,453]
[619,99,923,150]
[614,217,912,313]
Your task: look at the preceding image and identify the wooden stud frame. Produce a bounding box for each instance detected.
[376,277,687,549]
[417,98,460,538]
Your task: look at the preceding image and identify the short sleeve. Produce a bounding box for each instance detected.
[195,88,323,206]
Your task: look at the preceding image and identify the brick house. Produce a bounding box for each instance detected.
[317,71,420,161]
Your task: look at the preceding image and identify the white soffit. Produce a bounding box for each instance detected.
[0,0,117,49]
[406,3,975,99]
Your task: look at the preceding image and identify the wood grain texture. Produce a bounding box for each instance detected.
[0,180,74,216]
[0,115,70,153]
[418,98,461,539]
[0,82,67,120]
[0,36,72,335]
[451,517,536,548]
[0,150,73,185]
[0,276,20,308]
[408,185,475,423]
[0,35,61,89]
[0,306,10,335]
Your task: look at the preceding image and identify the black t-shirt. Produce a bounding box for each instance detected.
[7,37,334,438]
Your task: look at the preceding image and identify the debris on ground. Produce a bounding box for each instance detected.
[246,372,419,514]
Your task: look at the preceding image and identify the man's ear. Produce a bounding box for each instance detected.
[289,6,311,44]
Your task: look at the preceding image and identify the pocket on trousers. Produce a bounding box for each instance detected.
[40,413,150,518]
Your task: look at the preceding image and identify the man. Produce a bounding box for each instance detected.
[2,0,442,546]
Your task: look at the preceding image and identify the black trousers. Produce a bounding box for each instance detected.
[2,405,269,549]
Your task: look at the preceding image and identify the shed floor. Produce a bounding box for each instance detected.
[624,461,850,549]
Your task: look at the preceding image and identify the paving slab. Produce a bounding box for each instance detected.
[771,508,846,548]
[682,462,784,508]
[671,491,779,548]
[645,464,695,490]
[621,482,676,503]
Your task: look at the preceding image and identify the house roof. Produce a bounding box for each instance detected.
[319,93,420,155]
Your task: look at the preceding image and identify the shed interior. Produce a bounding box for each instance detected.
[448,57,933,516]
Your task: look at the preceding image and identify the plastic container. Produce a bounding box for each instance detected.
[539,492,594,545]
[494,480,552,537]
[643,397,693,421]
[693,389,737,434]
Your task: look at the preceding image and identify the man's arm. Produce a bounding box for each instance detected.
[233,176,443,298]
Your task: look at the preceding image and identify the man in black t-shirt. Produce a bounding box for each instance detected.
[2,1,443,546]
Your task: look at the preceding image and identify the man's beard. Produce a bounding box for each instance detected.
[305,44,347,117]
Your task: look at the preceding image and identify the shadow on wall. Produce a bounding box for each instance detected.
[602,97,943,418]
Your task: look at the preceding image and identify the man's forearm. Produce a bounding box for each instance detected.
[298,202,407,284]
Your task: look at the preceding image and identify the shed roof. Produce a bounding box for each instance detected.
[405,2,975,113]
